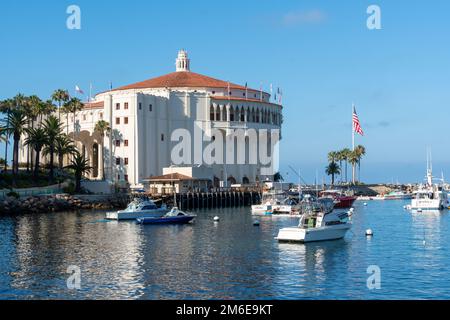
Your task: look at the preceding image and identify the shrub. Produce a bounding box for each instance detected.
[6,191,20,199]
[63,182,76,195]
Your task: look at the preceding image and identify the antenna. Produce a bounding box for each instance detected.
[288,165,309,185]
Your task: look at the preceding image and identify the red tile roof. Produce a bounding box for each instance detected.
[112,71,261,92]
[83,101,104,109]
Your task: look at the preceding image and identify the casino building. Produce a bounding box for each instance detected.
[23,51,283,189]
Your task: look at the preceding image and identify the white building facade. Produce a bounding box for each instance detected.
[27,51,283,189]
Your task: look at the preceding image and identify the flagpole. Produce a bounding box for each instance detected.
[352,103,355,151]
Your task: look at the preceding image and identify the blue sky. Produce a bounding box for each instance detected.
[1,0,450,183]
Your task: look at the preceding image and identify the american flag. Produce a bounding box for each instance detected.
[353,105,364,136]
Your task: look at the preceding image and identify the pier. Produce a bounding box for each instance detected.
[147,190,261,211]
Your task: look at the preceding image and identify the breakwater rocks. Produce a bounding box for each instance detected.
[0,194,129,215]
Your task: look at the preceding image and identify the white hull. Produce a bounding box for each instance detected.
[276,223,351,243]
[106,208,168,220]
[273,205,293,213]
[251,204,272,215]
[410,199,446,210]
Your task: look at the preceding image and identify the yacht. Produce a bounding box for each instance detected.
[409,156,449,211]
[320,190,357,209]
[276,202,352,243]
[106,198,169,220]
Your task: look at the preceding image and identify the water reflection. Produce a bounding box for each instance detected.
[9,213,146,299]
[1,203,450,299]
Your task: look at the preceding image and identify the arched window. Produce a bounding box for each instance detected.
[227,176,237,185]
[210,105,215,121]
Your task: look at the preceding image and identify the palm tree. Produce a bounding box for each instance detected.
[24,127,47,179]
[54,134,77,170]
[0,99,14,171]
[0,127,7,166]
[52,89,69,122]
[336,150,345,184]
[341,148,351,184]
[65,152,92,193]
[38,100,57,126]
[348,150,359,185]
[327,151,339,164]
[326,162,341,186]
[65,97,84,140]
[3,107,28,177]
[354,145,366,183]
[61,102,71,135]
[274,172,284,182]
[42,115,63,182]
[94,120,111,180]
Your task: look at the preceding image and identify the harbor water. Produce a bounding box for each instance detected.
[1,200,450,300]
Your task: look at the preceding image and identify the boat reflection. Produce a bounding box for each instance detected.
[275,240,350,298]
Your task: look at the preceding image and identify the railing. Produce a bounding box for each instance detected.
[0,185,65,199]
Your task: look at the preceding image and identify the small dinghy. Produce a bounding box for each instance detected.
[136,207,196,225]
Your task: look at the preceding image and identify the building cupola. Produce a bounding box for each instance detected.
[175,49,190,72]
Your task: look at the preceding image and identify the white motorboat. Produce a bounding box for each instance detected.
[383,190,413,200]
[251,190,296,215]
[106,198,169,220]
[409,155,448,211]
[276,203,352,243]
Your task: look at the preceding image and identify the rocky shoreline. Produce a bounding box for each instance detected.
[0,194,129,215]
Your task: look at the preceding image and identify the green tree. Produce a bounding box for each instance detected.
[0,99,14,171]
[4,106,28,177]
[354,145,366,183]
[38,100,57,126]
[52,89,69,122]
[273,172,284,182]
[325,161,341,186]
[42,115,63,182]
[54,134,77,170]
[94,120,111,180]
[65,152,92,193]
[327,151,339,163]
[24,127,47,179]
[341,148,351,184]
[348,150,359,185]
[65,97,84,140]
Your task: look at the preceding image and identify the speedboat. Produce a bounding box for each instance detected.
[276,203,352,243]
[320,190,356,209]
[136,207,196,224]
[106,198,169,220]
[383,190,412,200]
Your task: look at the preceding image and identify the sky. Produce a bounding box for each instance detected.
[1,0,450,184]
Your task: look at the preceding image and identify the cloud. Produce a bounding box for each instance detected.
[281,9,327,27]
